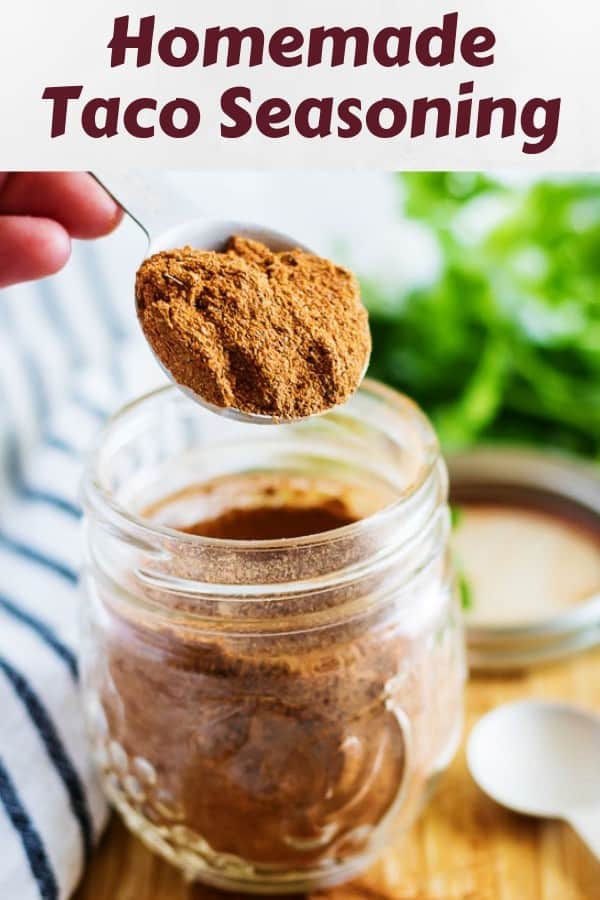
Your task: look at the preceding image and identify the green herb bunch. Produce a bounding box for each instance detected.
[365,173,600,458]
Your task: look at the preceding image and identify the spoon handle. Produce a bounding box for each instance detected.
[90,171,198,244]
[567,807,600,860]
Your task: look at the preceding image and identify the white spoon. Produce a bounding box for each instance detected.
[467,699,600,860]
[91,171,313,425]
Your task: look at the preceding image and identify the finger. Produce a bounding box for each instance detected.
[0,216,71,288]
[0,172,123,239]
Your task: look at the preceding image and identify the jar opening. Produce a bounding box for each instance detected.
[82,379,441,553]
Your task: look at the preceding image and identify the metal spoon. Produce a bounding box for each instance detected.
[91,171,318,425]
[467,699,600,860]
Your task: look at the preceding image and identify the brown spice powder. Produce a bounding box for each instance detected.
[93,474,462,873]
[135,236,371,419]
[181,501,357,540]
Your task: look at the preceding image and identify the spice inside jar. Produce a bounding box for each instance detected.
[81,381,464,893]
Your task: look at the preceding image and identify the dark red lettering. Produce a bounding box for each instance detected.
[221,86,253,137]
[158,27,200,67]
[366,99,407,137]
[337,98,362,138]
[41,85,83,137]
[108,15,155,67]
[256,98,291,137]
[123,98,157,138]
[521,98,561,154]
[411,97,452,137]
[415,12,458,66]
[82,97,120,138]
[159,99,200,137]
[269,28,304,66]
[372,27,412,66]
[455,81,474,136]
[461,27,496,67]
[307,27,369,67]
[203,27,265,66]
[476,97,517,138]
[295,98,333,137]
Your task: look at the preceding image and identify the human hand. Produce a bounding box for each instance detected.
[0,172,123,288]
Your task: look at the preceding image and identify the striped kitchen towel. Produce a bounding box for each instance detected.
[0,231,163,899]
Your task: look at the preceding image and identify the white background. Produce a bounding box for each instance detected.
[0,0,598,169]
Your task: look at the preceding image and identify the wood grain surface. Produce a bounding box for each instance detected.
[76,648,600,900]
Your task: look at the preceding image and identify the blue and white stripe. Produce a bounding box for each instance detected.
[0,217,164,899]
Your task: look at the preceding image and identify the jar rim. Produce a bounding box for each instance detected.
[81,378,440,551]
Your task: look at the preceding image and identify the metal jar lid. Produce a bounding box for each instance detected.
[447,447,600,671]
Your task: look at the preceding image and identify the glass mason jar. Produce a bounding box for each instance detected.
[80,379,465,894]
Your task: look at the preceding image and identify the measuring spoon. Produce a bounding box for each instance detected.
[91,171,316,425]
[467,699,600,860]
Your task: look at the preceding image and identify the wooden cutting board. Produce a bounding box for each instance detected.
[76,648,600,900]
